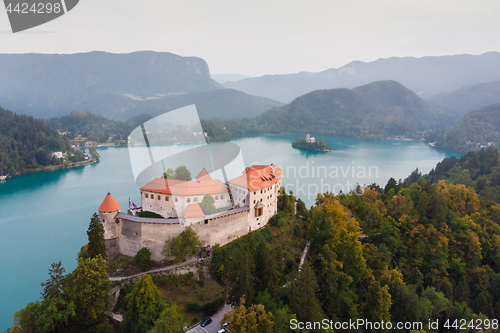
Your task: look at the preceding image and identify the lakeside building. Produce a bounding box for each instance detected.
[99,163,283,260]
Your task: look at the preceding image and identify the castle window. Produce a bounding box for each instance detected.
[145,193,149,198]
[254,191,256,195]
[187,198,191,203]
[194,197,198,202]
[157,195,161,200]
[261,190,263,194]
[175,197,178,202]
[254,200,256,204]
[165,196,169,201]
[260,198,263,202]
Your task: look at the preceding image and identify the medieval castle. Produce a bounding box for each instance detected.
[98,163,283,261]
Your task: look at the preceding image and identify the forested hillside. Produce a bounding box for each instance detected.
[427,103,500,153]
[46,111,148,143]
[202,81,451,141]
[424,146,500,203]
[0,107,77,175]
[9,148,500,333]
[208,147,500,332]
[426,81,500,118]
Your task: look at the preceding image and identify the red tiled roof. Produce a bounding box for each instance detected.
[98,192,121,212]
[229,164,283,191]
[183,203,205,218]
[195,167,212,181]
[140,178,228,196]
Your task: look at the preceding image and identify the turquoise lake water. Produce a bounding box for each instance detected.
[0,134,459,331]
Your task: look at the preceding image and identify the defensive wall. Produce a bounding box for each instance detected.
[105,207,251,261]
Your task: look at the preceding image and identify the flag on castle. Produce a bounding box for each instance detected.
[129,198,138,209]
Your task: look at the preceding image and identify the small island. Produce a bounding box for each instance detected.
[292,134,331,151]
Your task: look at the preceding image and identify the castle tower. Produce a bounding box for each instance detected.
[98,192,121,259]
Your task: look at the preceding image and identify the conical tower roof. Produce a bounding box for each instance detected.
[195,167,212,181]
[98,192,121,212]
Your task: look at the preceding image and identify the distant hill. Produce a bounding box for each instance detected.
[0,51,222,118]
[118,89,284,121]
[211,74,251,84]
[40,88,283,121]
[427,103,500,153]
[426,81,500,118]
[223,52,500,102]
[203,80,451,141]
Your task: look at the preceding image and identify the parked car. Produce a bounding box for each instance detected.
[223,322,230,328]
[217,329,226,333]
[200,318,212,327]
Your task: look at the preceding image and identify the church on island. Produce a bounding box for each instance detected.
[98,163,283,261]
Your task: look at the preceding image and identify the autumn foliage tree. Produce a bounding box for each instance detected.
[222,298,274,333]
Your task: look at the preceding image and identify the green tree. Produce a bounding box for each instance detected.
[222,298,274,333]
[41,261,66,300]
[162,168,175,180]
[17,297,75,333]
[162,227,204,263]
[135,247,154,270]
[149,304,185,333]
[67,255,111,331]
[122,274,166,333]
[199,194,217,215]
[289,261,323,325]
[364,281,391,331]
[87,212,106,260]
[229,238,256,305]
[174,166,192,181]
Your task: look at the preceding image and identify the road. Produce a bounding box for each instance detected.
[187,303,233,333]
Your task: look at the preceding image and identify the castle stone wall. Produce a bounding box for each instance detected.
[114,208,254,261]
[105,238,119,261]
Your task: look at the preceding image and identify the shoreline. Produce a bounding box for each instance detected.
[4,158,99,180]
[292,147,332,152]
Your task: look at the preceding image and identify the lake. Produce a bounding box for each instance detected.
[0,134,459,331]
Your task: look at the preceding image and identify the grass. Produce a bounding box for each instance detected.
[154,273,225,325]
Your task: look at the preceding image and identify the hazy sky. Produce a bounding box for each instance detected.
[0,0,499,76]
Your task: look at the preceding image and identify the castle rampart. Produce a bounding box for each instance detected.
[100,163,283,261]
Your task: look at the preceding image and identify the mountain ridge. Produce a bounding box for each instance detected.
[223,52,500,103]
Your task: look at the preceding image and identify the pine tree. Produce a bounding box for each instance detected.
[41,261,66,300]
[87,212,106,260]
[289,261,323,325]
[229,238,256,305]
